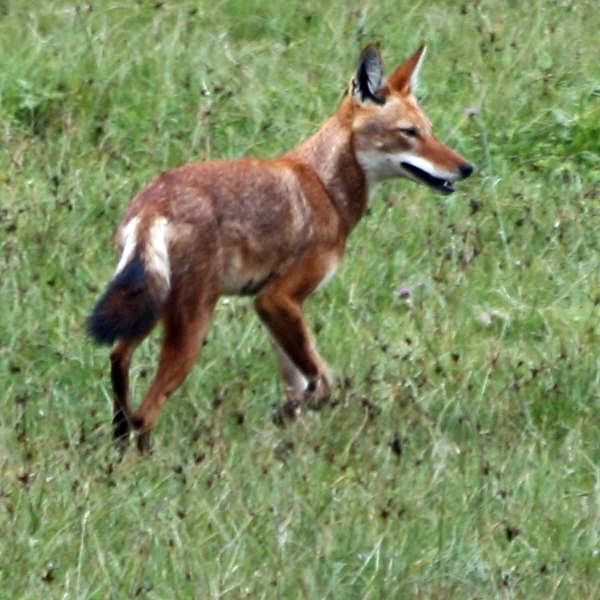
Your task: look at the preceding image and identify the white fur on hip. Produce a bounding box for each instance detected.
[144,217,171,289]
[115,216,171,292]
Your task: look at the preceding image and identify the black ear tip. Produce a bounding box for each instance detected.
[360,42,382,62]
[355,43,385,105]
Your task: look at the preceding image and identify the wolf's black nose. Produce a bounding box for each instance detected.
[459,163,474,178]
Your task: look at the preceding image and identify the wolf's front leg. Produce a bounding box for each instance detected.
[255,255,336,420]
[269,335,332,415]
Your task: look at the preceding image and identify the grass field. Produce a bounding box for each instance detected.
[1,0,600,597]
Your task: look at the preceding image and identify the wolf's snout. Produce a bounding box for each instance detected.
[459,163,474,179]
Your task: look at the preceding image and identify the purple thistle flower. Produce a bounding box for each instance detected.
[396,286,412,299]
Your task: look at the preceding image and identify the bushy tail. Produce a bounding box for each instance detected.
[88,218,171,345]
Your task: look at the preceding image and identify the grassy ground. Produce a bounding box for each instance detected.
[1,0,599,597]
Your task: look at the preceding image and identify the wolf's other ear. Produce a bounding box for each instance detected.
[353,44,385,105]
[387,45,427,94]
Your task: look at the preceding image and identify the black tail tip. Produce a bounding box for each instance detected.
[87,255,164,346]
[87,309,120,346]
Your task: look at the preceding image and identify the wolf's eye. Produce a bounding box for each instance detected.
[400,126,419,138]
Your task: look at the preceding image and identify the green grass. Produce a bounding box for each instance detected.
[1,0,600,597]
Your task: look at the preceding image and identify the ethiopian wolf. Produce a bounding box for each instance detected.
[88,44,473,450]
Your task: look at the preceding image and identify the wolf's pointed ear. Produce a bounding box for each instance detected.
[388,45,427,94]
[352,44,386,105]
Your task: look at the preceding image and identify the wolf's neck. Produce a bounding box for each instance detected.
[286,101,369,234]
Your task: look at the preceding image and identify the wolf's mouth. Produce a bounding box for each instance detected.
[401,162,455,194]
